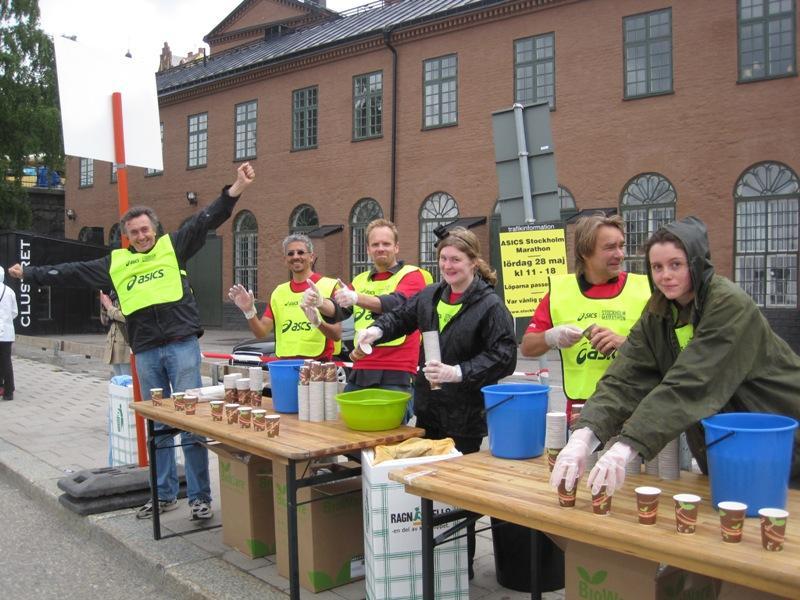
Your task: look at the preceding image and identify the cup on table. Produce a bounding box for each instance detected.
[235,378,251,405]
[592,486,612,516]
[238,406,252,428]
[172,392,186,412]
[545,448,561,473]
[557,478,576,508]
[252,409,267,431]
[421,331,442,391]
[759,508,789,552]
[150,388,163,407]
[184,394,198,416]
[673,493,701,534]
[718,501,747,543]
[248,389,262,407]
[210,400,224,422]
[635,486,661,525]
[225,403,240,425]
[266,414,281,437]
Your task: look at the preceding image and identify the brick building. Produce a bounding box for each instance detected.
[64,0,799,346]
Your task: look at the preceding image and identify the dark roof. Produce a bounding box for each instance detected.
[564,208,618,223]
[157,0,503,96]
[307,224,344,237]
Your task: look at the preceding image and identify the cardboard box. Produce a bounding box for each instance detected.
[362,448,469,600]
[565,540,720,600]
[716,582,787,599]
[273,462,365,593]
[208,444,276,559]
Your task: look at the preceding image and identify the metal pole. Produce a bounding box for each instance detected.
[512,103,535,224]
[146,419,160,540]
[286,461,300,600]
[422,498,435,600]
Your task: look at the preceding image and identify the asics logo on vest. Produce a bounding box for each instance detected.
[576,347,616,364]
[126,268,165,291]
[576,312,598,322]
[280,320,313,333]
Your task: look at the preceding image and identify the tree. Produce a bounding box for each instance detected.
[0,0,62,230]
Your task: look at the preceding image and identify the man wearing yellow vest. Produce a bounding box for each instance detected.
[228,233,342,360]
[314,219,429,418]
[9,162,256,521]
[520,213,651,426]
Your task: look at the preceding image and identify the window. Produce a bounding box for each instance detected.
[110,162,117,183]
[109,223,121,249]
[146,122,165,176]
[188,112,208,168]
[350,198,384,278]
[423,55,458,128]
[734,161,799,308]
[233,211,258,297]
[289,204,319,233]
[353,72,383,140]
[79,158,93,188]
[515,33,555,108]
[293,86,318,150]
[623,9,672,98]
[235,101,257,160]
[559,185,578,221]
[620,173,677,273]
[419,192,459,280]
[739,0,796,81]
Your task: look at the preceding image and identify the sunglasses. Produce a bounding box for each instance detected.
[286,249,307,257]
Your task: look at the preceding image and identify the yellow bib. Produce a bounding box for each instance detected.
[271,277,338,358]
[436,298,462,333]
[352,264,422,347]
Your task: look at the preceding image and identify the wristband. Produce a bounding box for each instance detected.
[243,307,257,320]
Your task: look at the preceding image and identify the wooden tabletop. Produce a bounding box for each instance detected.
[388,450,799,598]
[131,398,424,462]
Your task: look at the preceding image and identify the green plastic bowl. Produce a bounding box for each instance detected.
[335,388,410,431]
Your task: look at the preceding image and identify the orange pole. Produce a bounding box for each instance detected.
[111,92,148,467]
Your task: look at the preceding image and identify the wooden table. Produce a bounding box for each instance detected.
[132,398,423,600]
[388,450,799,600]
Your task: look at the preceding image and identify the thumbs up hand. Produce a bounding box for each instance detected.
[333,279,359,308]
[301,278,323,309]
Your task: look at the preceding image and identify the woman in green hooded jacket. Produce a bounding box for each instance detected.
[551,216,800,496]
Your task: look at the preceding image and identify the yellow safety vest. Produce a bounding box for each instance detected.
[436,298,462,333]
[109,236,184,316]
[550,273,651,400]
[675,323,694,350]
[352,264,424,347]
[271,277,338,358]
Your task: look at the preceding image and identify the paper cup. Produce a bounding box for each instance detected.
[184,394,198,416]
[225,403,240,425]
[673,493,701,534]
[248,389,262,407]
[238,406,252,428]
[759,508,788,551]
[150,388,163,407]
[592,486,612,515]
[421,331,442,391]
[557,479,576,508]
[235,378,251,405]
[210,400,224,422]
[635,486,661,525]
[718,501,747,543]
[545,448,561,472]
[172,392,186,412]
[252,409,267,432]
[266,414,280,437]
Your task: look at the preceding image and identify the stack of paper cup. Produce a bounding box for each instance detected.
[309,362,325,422]
[298,364,310,421]
[626,455,643,476]
[235,378,251,405]
[323,362,338,420]
[586,451,599,472]
[657,437,681,480]
[421,330,442,391]
[544,412,567,472]
[249,367,264,407]
[645,459,660,476]
[223,373,242,404]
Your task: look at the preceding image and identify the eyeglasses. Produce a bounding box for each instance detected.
[286,250,307,257]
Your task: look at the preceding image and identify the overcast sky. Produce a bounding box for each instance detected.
[39,0,365,71]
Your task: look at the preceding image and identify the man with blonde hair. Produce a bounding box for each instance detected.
[521,212,651,424]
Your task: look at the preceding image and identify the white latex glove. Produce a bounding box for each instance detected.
[228,284,257,319]
[334,279,359,308]
[423,360,462,384]
[302,304,321,328]
[587,441,637,496]
[301,279,323,309]
[544,324,584,349]
[549,427,600,492]
[356,326,382,348]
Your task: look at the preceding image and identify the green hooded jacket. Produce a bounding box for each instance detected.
[577,216,800,480]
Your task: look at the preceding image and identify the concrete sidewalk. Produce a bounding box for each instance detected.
[0,332,566,600]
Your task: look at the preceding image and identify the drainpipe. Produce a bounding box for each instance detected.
[383,26,398,222]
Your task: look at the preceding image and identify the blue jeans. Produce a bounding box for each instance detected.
[135,336,210,504]
[343,381,414,424]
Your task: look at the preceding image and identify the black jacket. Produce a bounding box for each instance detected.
[373,276,517,438]
[23,187,240,354]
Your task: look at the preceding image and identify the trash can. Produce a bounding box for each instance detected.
[491,518,564,593]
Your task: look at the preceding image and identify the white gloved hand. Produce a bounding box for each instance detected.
[549,427,600,492]
[334,279,359,308]
[587,441,637,496]
[301,279,323,309]
[423,360,462,384]
[544,324,584,349]
[302,305,321,328]
[356,326,382,348]
[228,284,257,319]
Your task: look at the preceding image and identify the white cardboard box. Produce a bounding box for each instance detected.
[362,448,469,600]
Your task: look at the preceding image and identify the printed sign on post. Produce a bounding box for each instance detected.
[499,223,568,318]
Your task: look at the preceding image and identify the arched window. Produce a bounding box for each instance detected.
[233,210,258,297]
[734,161,799,308]
[559,185,578,221]
[620,173,676,273]
[350,198,383,279]
[108,223,121,249]
[289,204,319,234]
[419,192,459,280]
[78,227,92,243]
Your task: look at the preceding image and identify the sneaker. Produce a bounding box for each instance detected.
[189,498,213,520]
[136,498,178,519]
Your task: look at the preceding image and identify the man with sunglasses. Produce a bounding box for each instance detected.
[229,233,342,360]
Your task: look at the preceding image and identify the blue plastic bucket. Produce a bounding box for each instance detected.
[702,412,798,516]
[482,383,548,459]
[266,360,304,413]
